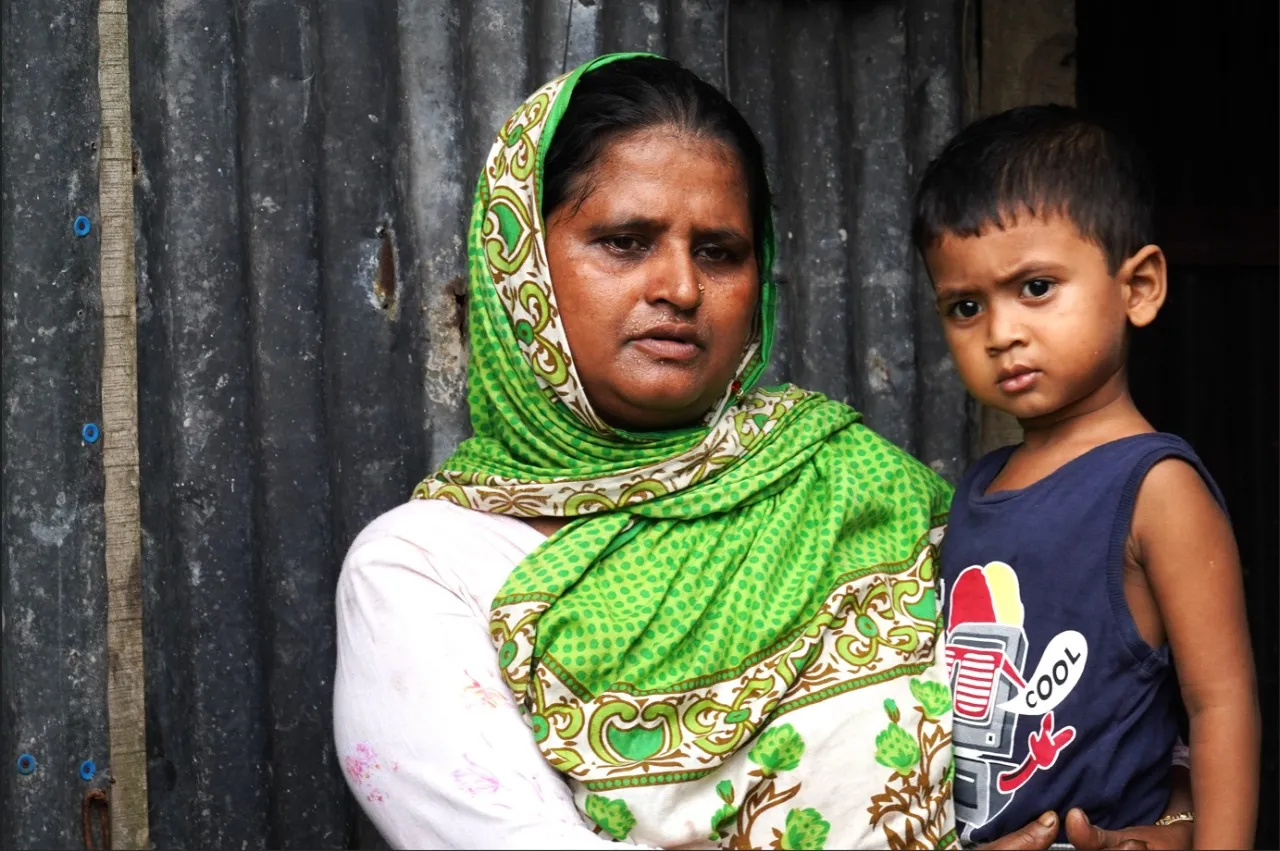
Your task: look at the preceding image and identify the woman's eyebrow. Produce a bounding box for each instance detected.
[582,220,749,245]
[584,216,663,236]
[694,227,750,245]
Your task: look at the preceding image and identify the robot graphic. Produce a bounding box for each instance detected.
[946,562,1089,841]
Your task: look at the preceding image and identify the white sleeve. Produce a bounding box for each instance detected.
[333,527,636,849]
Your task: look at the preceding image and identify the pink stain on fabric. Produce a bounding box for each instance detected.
[345,743,390,804]
[452,755,511,807]
[462,672,510,710]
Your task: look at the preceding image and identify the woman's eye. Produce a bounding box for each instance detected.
[699,247,728,264]
[1021,278,1054,299]
[603,235,646,254]
[948,299,981,319]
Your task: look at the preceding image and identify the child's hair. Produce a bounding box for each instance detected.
[912,104,1154,273]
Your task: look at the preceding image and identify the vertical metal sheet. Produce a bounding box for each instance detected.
[2,4,109,848]
[3,1,972,846]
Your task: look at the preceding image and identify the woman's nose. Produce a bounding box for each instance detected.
[646,248,703,311]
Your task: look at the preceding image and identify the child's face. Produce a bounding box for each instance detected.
[925,214,1149,424]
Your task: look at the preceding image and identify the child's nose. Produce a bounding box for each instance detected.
[985,305,1028,353]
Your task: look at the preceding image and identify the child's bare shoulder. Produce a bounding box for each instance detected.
[1131,456,1235,564]
[1135,456,1225,516]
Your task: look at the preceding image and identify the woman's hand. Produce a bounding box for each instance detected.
[976,808,1193,850]
[976,811,1061,850]
[1062,808,1193,850]
[977,763,1196,850]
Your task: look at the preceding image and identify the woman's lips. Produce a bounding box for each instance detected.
[629,322,702,362]
[997,368,1040,393]
[630,337,701,361]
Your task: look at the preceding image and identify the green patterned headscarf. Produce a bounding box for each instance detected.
[416,54,959,849]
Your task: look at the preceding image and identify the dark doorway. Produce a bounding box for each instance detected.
[1077,0,1279,845]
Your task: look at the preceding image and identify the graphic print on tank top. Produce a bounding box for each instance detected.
[945,562,1089,840]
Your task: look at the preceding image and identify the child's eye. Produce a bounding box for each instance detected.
[1021,279,1054,299]
[948,299,981,319]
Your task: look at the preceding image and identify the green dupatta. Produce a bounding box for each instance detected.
[415,54,958,849]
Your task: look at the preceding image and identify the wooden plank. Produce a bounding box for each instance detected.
[97,1,150,848]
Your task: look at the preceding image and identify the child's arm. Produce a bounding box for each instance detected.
[1133,459,1260,850]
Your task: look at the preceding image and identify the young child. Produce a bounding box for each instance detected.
[912,105,1260,849]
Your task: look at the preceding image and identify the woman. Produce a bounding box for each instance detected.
[334,53,1193,849]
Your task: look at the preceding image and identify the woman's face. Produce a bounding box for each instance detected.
[544,126,759,432]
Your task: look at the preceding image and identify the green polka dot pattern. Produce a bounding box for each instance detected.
[496,416,952,695]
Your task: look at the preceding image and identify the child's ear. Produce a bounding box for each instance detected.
[1120,244,1167,328]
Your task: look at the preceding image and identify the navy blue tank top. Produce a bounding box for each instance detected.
[940,433,1225,845]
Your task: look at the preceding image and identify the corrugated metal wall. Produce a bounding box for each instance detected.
[2,0,968,847]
